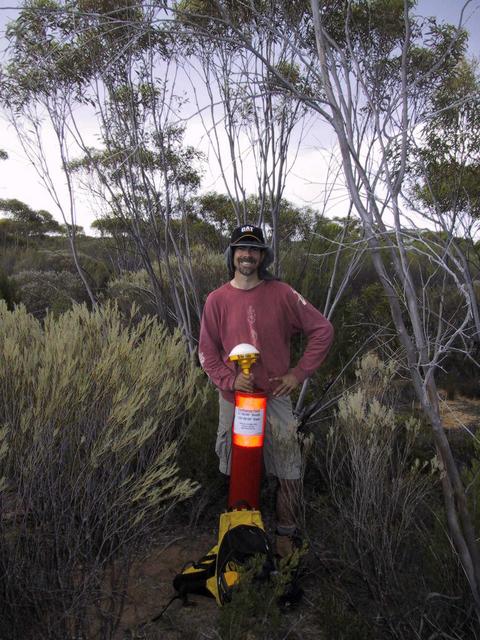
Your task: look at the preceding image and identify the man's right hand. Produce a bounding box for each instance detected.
[234,371,255,393]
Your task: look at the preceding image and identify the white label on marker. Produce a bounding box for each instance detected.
[233,407,265,436]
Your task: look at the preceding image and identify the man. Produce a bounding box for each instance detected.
[199,224,334,555]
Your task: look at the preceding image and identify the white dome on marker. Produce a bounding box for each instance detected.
[228,343,259,357]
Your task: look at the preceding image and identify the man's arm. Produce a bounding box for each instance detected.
[291,308,334,383]
[198,295,237,391]
[272,287,334,395]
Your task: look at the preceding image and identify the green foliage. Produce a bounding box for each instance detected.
[105,269,159,317]
[2,0,151,108]
[176,0,260,32]
[69,128,202,193]
[19,247,110,288]
[0,226,120,303]
[311,591,371,640]
[195,193,316,247]
[92,214,131,236]
[178,382,219,484]
[410,55,480,219]
[310,353,437,632]
[92,210,219,255]
[195,192,238,239]
[0,198,61,238]
[180,214,223,250]
[272,60,301,87]
[217,554,295,640]
[322,0,409,49]
[463,438,480,541]
[188,246,229,303]
[0,302,202,638]
[12,269,90,317]
[105,248,226,315]
[61,222,84,235]
[176,382,224,524]
[3,0,88,105]
[305,356,478,635]
[0,270,16,308]
[419,501,479,637]
[282,217,355,299]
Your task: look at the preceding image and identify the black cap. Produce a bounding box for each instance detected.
[230,224,268,249]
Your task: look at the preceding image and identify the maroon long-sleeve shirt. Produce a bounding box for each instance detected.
[199,280,334,402]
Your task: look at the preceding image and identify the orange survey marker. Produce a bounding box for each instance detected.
[228,391,267,510]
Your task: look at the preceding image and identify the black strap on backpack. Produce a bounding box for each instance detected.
[172,553,217,600]
[215,524,275,605]
[151,551,217,622]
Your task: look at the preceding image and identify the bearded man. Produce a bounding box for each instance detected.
[199,224,334,555]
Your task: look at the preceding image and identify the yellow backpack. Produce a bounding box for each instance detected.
[173,508,274,606]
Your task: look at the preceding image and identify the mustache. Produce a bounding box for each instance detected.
[239,257,256,263]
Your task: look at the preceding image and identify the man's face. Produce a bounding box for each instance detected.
[233,246,264,276]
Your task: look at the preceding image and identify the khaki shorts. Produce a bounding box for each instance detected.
[217,394,302,480]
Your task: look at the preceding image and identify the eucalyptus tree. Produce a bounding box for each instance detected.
[0,198,61,240]
[1,2,97,305]
[408,57,480,341]
[173,0,480,621]
[1,1,204,348]
[176,0,313,275]
[307,1,480,620]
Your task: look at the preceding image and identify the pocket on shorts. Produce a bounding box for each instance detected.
[265,396,302,480]
[216,396,234,473]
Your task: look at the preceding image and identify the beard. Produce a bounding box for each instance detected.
[236,258,258,276]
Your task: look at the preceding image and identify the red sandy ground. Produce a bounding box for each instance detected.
[117,528,221,639]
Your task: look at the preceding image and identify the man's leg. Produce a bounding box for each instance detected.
[263,396,303,556]
[276,478,301,533]
[217,394,234,475]
[276,478,303,557]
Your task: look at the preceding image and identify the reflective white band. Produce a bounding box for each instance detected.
[233,407,265,436]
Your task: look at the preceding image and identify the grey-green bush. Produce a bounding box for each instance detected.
[312,353,437,637]
[104,248,226,318]
[12,269,90,317]
[0,302,202,639]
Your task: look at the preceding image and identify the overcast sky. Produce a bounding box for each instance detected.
[0,0,479,232]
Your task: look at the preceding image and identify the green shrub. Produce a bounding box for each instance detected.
[13,247,109,285]
[12,269,90,317]
[0,269,15,308]
[420,503,478,638]
[103,248,226,336]
[177,382,227,525]
[310,353,437,635]
[311,591,371,640]
[105,249,225,309]
[0,302,202,639]
[105,269,159,317]
[463,437,480,542]
[217,556,287,640]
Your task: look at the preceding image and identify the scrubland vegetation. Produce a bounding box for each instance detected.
[1,0,480,637]
[0,301,203,638]
[0,225,479,638]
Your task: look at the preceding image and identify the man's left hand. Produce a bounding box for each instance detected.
[270,371,300,397]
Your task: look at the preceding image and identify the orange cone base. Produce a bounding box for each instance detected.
[228,444,263,510]
[228,391,267,510]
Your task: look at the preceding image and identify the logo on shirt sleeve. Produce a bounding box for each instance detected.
[290,287,307,306]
